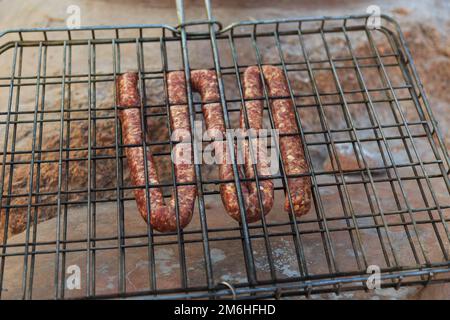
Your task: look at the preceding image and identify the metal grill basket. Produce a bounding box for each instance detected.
[0,0,449,299]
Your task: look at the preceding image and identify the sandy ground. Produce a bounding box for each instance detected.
[0,0,449,299]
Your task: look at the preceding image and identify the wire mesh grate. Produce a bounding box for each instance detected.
[0,9,449,299]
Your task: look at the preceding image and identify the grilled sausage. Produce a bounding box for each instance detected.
[189,70,274,223]
[116,72,196,232]
[243,66,311,216]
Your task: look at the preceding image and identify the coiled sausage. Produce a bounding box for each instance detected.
[189,70,274,223]
[116,72,196,232]
[243,66,311,216]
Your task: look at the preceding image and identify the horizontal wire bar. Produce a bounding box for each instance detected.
[2,162,446,200]
[0,130,430,160]
[0,51,399,81]
[0,94,420,118]
[2,212,450,257]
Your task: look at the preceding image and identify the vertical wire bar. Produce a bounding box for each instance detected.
[85,39,94,297]
[117,30,131,294]
[226,32,277,281]
[341,25,431,265]
[258,31,315,276]
[160,30,215,292]
[90,32,98,295]
[134,38,157,293]
[202,0,258,286]
[259,27,321,275]
[295,24,370,273]
[305,28,370,276]
[255,24,339,275]
[154,55,189,291]
[112,39,127,294]
[365,29,450,253]
[137,34,190,291]
[314,27,371,271]
[276,24,361,275]
[155,36,190,291]
[0,43,19,299]
[60,32,73,298]
[304,29,369,271]
[28,43,48,299]
[116,29,121,73]
[54,41,68,299]
[21,42,43,299]
[10,46,26,296]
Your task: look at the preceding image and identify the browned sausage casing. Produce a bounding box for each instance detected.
[116,72,196,232]
[243,66,312,216]
[190,70,274,223]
